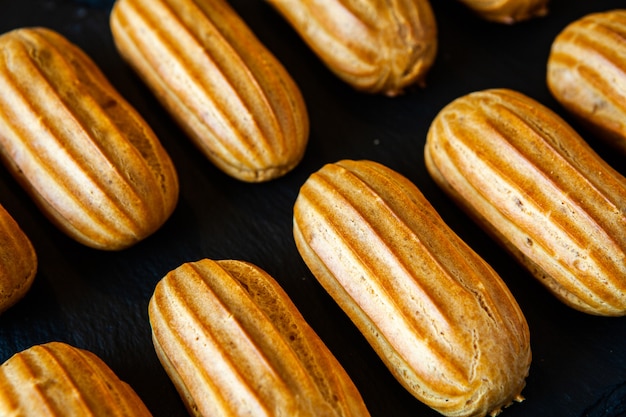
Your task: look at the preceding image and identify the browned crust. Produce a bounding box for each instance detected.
[0,203,36,313]
[266,0,438,96]
[148,258,370,417]
[110,0,309,182]
[293,159,531,417]
[456,0,549,24]
[425,88,626,316]
[0,342,152,416]
[547,9,626,154]
[0,27,179,250]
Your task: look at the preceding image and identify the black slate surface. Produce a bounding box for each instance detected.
[0,1,625,416]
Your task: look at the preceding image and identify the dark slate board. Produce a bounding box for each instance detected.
[0,1,624,416]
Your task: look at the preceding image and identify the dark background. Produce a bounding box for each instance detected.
[0,0,625,416]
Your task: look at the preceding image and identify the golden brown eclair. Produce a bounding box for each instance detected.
[0,27,179,251]
[293,159,531,417]
[0,203,36,314]
[547,9,626,154]
[149,258,370,417]
[456,0,548,24]
[425,88,626,316]
[0,342,152,416]
[266,0,437,96]
[110,0,309,182]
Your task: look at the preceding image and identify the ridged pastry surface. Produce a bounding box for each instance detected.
[266,0,437,96]
[110,0,309,182]
[425,88,626,316]
[0,342,152,416]
[456,0,548,24]
[0,27,179,250]
[547,9,626,154]
[293,159,530,417]
[0,203,36,314]
[149,258,370,417]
